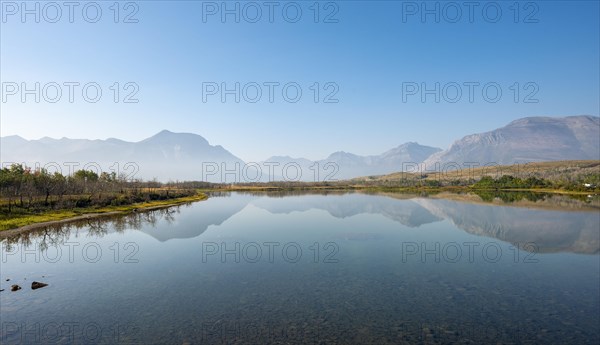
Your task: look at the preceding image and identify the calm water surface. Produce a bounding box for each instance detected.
[1,192,599,344]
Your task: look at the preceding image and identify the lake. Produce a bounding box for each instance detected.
[1,192,599,344]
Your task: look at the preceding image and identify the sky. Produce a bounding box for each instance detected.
[1,0,599,161]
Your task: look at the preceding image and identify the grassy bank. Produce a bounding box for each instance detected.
[0,193,207,231]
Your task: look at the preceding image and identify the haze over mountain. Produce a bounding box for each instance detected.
[423,115,600,169]
[0,132,441,182]
[1,115,598,181]
[262,142,442,180]
[0,130,245,182]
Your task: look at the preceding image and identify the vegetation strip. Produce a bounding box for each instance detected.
[1,160,598,232]
[0,194,207,234]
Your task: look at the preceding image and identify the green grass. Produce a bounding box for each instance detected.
[0,193,207,231]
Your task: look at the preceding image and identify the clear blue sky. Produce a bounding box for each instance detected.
[1,0,598,161]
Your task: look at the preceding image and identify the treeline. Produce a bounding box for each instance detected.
[165,174,598,191]
[472,174,600,192]
[473,175,551,189]
[354,173,598,191]
[166,180,348,190]
[0,164,196,213]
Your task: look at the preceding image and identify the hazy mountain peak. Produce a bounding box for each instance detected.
[424,115,600,168]
[507,116,554,126]
[141,130,210,146]
[508,115,598,126]
[106,138,127,144]
[148,129,186,138]
[3,135,27,142]
[0,130,242,182]
[146,129,176,139]
[380,142,442,163]
[328,151,357,158]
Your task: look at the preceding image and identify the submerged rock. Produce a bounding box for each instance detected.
[31,281,48,290]
[11,285,21,291]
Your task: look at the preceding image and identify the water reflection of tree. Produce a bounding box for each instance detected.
[472,191,599,210]
[2,222,73,252]
[474,191,549,203]
[86,219,109,237]
[162,208,177,224]
[1,207,182,253]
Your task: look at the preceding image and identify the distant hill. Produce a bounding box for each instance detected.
[263,142,442,180]
[2,115,598,181]
[1,131,440,182]
[0,130,245,182]
[423,115,600,169]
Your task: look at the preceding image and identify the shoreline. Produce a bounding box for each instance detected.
[207,185,597,196]
[0,194,208,239]
[1,187,597,238]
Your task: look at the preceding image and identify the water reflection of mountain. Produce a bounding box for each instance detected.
[414,198,600,254]
[139,193,443,242]
[251,193,599,254]
[3,192,598,254]
[251,194,443,227]
[138,193,255,241]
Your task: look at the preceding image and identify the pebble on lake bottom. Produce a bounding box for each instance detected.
[31,281,49,290]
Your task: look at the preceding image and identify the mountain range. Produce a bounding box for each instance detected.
[261,142,442,180]
[1,115,598,182]
[424,115,599,168]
